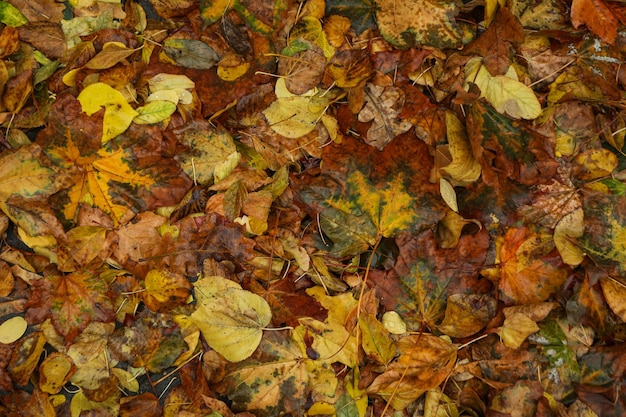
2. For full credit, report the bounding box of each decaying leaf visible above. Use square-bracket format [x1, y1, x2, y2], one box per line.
[358, 83, 413, 150]
[376, 0, 462, 49]
[368, 334, 457, 410]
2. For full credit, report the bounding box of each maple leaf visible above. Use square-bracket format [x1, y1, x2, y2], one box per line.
[489, 227, 569, 305]
[220, 330, 337, 416]
[36, 93, 193, 225]
[367, 334, 457, 410]
[28, 270, 115, 344]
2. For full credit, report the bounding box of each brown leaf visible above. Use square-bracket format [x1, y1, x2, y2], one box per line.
[494, 227, 569, 305]
[3, 69, 33, 114]
[8, 331, 46, 386]
[571, 0, 618, 44]
[357, 83, 413, 150]
[17, 23, 66, 59]
[463, 8, 524, 75]
[0, 26, 20, 59]
[367, 334, 457, 410]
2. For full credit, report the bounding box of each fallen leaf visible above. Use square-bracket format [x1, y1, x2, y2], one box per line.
[438, 293, 497, 338]
[376, 0, 462, 49]
[163, 39, 220, 69]
[571, 0, 618, 44]
[599, 277, 626, 321]
[465, 57, 542, 120]
[367, 334, 457, 410]
[497, 312, 540, 349]
[191, 275, 272, 362]
[142, 268, 192, 313]
[39, 352, 75, 394]
[0, 315, 28, 344]
[77, 82, 138, 143]
[357, 83, 413, 150]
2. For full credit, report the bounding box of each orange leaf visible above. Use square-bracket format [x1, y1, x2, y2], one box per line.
[367, 334, 456, 410]
[496, 227, 569, 305]
[571, 0, 618, 44]
[48, 271, 115, 344]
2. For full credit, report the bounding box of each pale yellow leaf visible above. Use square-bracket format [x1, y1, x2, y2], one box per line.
[190, 276, 271, 362]
[554, 208, 585, 266]
[497, 312, 539, 349]
[0, 315, 27, 344]
[466, 57, 541, 119]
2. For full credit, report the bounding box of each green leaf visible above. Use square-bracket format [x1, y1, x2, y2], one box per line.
[315, 171, 418, 257]
[376, 0, 462, 49]
[326, 0, 376, 35]
[580, 191, 626, 274]
[163, 39, 220, 69]
[133, 101, 177, 125]
[0, 1, 28, 27]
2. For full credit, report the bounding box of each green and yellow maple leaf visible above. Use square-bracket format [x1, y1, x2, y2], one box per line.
[36, 94, 192, 225]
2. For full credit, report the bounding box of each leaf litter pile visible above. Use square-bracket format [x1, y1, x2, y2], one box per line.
[2, 0, 626, 415]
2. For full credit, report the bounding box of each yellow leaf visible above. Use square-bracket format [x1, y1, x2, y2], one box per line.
[439, 178, 458, 212]
[0, 315, 27, 344]
[466, 57, 541, 119]
[143, 268, 192, 313]
[497, 312, 539, 349]
[600, 277, 626, 321]
[554, 208, 585, 267]
[440, 111, 481, 184]
[111, 367, 139, 393]
[190, 275, 272, 362]
[133, 101, 177, 124]
[300, 286, 359, 367]
[359, 312, 396, 365]
[39, 352, 75, 394]
[382, 311, 407, 335]
[217, 52, 251, 81]
[77, 82, 138, 143]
